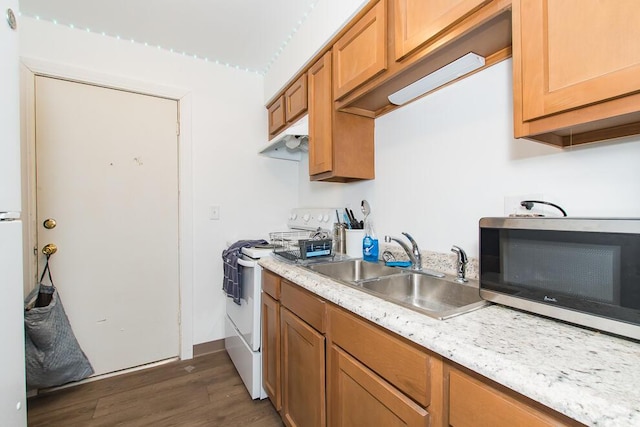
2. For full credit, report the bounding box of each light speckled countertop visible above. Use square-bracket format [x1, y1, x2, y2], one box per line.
[259, 256, 640, 427]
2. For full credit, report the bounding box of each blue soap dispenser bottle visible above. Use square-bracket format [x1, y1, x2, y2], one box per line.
[362, 216, 379, 262]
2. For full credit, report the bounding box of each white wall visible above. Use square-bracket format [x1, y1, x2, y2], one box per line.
[20, 18, 299, 345]
[297, 60, 640, 257]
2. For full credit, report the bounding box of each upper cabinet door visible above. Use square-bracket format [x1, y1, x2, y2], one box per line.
[333, 0, 387, 101]
[308, 52, 333, 176]
[268, 96, 286, 137]
[285, 74, 308, 123]
[394, 0, 490, 61]
[520, 0, 640, 121]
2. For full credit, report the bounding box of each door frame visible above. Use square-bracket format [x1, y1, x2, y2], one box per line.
[19, 56, 194, 360]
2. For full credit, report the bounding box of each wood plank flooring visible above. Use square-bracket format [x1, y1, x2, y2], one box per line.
[27, 351, 283, 426]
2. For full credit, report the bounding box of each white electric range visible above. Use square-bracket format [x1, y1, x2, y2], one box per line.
[224, 208, 339, 399]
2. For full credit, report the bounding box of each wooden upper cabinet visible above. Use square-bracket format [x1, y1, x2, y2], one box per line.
[267, 95, 286, 137]
[333, 0, 387, 100]
[520, 0, 640, 121]
[394, 0, 491, 61]
[285, 74, 308, 123]
[267, 76, 307, 138]
[308, 50, 375, 182]
[308, 51, 334, 176]
[335, 0, 512, 118]
[514, 0, 640, 145]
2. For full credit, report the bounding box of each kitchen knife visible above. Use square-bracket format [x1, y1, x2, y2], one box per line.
[343, 212, 352, 229]
[349, 209, 360, 229]
[345, 208, 353, 226]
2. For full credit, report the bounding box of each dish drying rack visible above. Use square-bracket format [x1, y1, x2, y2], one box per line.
[270, 229, 333, 262]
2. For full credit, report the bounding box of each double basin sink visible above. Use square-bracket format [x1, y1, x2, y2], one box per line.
[305, 259, 488, 320]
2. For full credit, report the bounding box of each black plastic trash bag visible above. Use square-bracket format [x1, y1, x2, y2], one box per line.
[24, 257, 93, 389]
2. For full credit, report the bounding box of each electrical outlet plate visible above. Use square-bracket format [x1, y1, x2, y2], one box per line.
[504, 194, 544, 217]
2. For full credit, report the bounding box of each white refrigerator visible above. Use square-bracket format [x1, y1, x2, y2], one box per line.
[1, 0, 28, 425]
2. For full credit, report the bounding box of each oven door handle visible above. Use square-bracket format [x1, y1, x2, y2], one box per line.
[237, 258, 257, 268]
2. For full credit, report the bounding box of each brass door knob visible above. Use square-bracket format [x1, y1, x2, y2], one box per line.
[42, 244, 58, 256]
[43, 218, 57, 229]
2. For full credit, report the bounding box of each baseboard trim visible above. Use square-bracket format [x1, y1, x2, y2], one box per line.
[31, 357, 179, 396]
[193, 339, 225, 357]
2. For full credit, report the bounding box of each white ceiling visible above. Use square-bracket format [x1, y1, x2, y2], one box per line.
[18, 0, 319, 75]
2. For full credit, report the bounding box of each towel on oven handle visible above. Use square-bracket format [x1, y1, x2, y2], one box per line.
[222, 240, 268, 305]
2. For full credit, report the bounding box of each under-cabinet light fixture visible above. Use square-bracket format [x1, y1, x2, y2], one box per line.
[388, 52, 485, 106]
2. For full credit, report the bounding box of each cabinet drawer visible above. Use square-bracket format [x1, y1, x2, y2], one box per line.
[262, 270, 281, 300]
[281, 280, 326, 333]
[328, 306, 430, 407]
[449, 367, 576, 426]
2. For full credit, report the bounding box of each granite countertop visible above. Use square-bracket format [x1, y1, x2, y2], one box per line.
[259, 256, 640, 427]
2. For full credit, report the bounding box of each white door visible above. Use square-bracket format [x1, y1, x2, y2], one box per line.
[34, 76, 180, 376]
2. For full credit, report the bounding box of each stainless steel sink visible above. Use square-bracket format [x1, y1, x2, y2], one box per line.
[307, 259, 403, 282]
[305, 259, 488, 320]
[356, 273, 487, 320]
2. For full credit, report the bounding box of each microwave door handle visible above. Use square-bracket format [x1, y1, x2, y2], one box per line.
[237, 258, 257, 268]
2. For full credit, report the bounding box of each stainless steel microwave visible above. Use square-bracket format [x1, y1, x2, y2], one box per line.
[479, 217, 640, 340]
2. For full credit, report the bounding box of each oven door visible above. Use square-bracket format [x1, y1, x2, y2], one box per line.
[226, 255, 262, 351]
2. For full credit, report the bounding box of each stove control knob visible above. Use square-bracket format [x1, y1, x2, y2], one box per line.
[303, 213, 310, 222]
[290, 213, 298, 220]
[322, 214, 330, 222]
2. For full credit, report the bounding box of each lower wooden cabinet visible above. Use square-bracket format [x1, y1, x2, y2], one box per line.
[261, 271, 582, 427]
[262, 273, 327, 427]
[327, 304, 436, 426]
[261, 292, 281, 410]
[328, 305, 431, 407]
[281, 307, 326, 427]
[329, 344, 429, 427]
[447, 365, 582, 427]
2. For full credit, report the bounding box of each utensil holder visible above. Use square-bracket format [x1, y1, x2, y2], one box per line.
[345, 229, 365, 258]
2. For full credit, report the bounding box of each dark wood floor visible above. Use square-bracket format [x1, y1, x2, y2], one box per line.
[27, 351, 283, 427]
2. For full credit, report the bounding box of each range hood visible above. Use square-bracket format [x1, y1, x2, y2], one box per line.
[259, 115, 308, 161]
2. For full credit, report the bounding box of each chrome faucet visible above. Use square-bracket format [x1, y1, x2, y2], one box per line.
[451, 245, 468, 283]
[384, 232, 422, 270]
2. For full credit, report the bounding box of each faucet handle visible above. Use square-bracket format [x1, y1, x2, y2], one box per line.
[401, 232, 418, 250]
